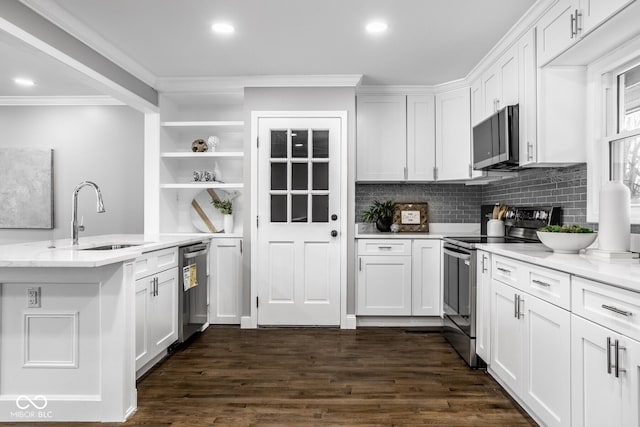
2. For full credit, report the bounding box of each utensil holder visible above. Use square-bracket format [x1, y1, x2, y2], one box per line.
[487, 219, 505, 237]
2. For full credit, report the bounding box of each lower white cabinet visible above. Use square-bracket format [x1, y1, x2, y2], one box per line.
[476, 250, 491, 362]
[135, 266, 179, 371]
[209, 238, 243, 324]
[357, 254, 412, 315]
[490, 279, 571, 427]
[411, 240, 441, 316]
[356, 238, 441, 316]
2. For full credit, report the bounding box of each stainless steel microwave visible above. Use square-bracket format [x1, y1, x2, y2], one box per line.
[472, 104, 519, 170]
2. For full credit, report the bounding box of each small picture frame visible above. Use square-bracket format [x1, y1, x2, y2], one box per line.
[393, 203, 429, 232]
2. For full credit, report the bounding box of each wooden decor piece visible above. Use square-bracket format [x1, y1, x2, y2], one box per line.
[392, 202, 429, 232]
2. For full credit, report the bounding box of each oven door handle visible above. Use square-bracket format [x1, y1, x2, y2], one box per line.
[443, 248, 471, 262]
[183, 248, 210, 259]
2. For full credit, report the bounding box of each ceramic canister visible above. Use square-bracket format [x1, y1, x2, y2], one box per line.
[598, 180, 630, 252]
[487, 219, 505, 237]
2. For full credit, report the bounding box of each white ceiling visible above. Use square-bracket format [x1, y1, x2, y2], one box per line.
[0, 30, 103, 97]
[30, 0, 536, 87]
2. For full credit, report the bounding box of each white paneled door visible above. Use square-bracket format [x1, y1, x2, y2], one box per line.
[257, 117, 341, 325]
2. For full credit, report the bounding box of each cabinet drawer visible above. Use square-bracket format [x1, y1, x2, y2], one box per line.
[572, 276, 640, 341]
[522, 264, 571, 310]
[492, 255, 521, 288]
[357, 239, 411, 256]
[134, 247, 179, 280]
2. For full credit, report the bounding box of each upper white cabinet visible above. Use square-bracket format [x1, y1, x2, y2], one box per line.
[356, 95, 408, 181]
[407, 95, 437, 181]
[435, 87, 472, 181]
[537, 0, 636, 66]
[481, 44, 519, 121]
[356, 94, 436, 181]
[518, 28, 538, 166]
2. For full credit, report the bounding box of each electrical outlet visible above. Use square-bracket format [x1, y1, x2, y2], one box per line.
[27, 287, 40, 308]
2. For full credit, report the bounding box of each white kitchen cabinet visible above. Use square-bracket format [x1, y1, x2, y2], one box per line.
[209, 238, 243, 324]
[571, 314, 640, 427]
[435, 87, 472, 181]
[476, 250, 491, 363]
[490, 279, 522, 392]
[407, 95, 436, 181]
[491, 277, 571, 427]
[470, 78, 483, 127]
[536, 0, 635, 66]
[481, 44, 519, 119]
[518, 28, 538, 166]
[356, 94, 436, 181]
[135, 267, 179, 372]
[411, 240, 441, 316]
[357, 254, 412, 316]
[521, 290, 571, 427]
[356, 95, 407, 181]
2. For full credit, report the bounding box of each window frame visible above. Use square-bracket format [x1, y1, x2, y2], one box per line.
[587, 36, 640, 225]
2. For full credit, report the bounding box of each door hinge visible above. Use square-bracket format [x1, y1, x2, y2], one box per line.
[256, 296, 259, 308]
[256, 216, 259, 227]
[240, 240, 243, 254]
[257, 137, 260, 148]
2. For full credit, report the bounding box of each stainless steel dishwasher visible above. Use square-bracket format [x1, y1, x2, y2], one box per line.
[178, 242, 209, 343]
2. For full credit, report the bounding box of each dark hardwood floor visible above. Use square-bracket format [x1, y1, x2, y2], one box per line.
[23, 327, 536, 426]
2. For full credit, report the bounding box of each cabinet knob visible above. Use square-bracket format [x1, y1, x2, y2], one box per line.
[331, 214, 338, 221]
[331, 230, 338, 237]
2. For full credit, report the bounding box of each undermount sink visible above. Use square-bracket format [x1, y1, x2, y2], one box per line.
[79, 243, 143, 251]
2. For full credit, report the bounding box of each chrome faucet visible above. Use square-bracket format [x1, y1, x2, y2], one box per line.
[71, 181, 106, 245]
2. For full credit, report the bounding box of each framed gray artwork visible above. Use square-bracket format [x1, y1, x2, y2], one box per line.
[0, 148, 53, 229]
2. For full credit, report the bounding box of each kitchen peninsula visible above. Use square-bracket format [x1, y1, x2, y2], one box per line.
[0, 234, 205, 423]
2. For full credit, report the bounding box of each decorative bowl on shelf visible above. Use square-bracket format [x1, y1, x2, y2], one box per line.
[536, 228, 598, 254]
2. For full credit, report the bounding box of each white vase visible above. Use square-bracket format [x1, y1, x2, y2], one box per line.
[223, 214, 234, 234]
[598, 180, 630, 252]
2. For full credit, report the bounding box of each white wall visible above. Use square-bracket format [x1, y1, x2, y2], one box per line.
[243, 87, 357, 317]
[0, 105, 144, 244]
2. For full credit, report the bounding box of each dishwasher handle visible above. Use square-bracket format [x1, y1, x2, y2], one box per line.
[183, 244, 209, 259]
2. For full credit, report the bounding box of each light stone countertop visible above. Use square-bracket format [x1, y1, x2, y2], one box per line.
[476, 242, 640, 293]
[355, 222, 480, 239]
[0, 234, 210, 268]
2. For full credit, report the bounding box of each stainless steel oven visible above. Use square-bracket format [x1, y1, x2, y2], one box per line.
[178, 242, 209, 344]
[442, 243, 480, 367]
[442, 205, 561, 368]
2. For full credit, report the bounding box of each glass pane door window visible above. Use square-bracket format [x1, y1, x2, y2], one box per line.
[269, 128, 330, 223]
[618, 63, 640, 133]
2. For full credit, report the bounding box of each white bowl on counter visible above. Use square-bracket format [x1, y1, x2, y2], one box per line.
[536, 231, 598, 254]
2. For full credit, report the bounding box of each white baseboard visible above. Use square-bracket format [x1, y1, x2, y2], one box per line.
[342, 314, 357, 329]
[240, 316, 254, 329]
[356, 316, 444, 327]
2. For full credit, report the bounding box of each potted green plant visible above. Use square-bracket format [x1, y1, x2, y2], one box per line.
[362, 199, 397, 232]
[211, 199, 233, 233]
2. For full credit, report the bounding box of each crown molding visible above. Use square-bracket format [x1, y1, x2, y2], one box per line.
[357, 85, 436, 95]
[156, 74, 363, 93]
[0, 96, 124, 106]
[466, 0, 556, 82]
[20, 0, 157, 87]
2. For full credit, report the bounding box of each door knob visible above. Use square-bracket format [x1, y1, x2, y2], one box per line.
[331, 230, 338, 237]
[331, 214, 338, 221]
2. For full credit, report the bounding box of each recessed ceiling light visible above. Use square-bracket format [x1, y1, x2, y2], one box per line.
[211, 22, 235, 35]
[366, 21, 388, 34]
[14, 77, 35, 87]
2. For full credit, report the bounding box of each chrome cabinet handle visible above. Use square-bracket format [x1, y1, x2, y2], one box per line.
[575, 9, 582, 35]
[607, 337, 613, 374]
[532, 279, 551, 288]
[602, 304, 633, 317]
[615, 339, 626, 378]
[359, 257, 362, 271]
[517, 295, 524, 319]
[514, 294, 519, 319]
[377, 246, 393, 250]
[150, 278, 155, 296]
[154, 277, 159, 296]
[570, 11, 576, 38]
[497, 267, 511, 274]
[481, 255, 487, 273]
[527, 142, 534, 161]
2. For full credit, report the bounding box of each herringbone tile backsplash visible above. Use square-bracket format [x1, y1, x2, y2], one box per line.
[356, 164, 640, 232]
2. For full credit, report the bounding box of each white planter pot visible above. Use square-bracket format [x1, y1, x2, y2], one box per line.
[223, 214, 234, 234]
